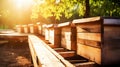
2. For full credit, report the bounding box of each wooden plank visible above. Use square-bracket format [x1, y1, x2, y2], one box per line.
[58, 51, 75, 58]
[77, 43, 101, 64]
[39, 35, 75, 67]
[28, 35, 65, 67]
[76, 23, 101, 33]
[68, 60, 87, 63]
[58, 22, 71, 27]
[54, 48, 66, 52]
[74, 62, 96, 67]
[77, 39, 101, 48]
[77, 33, 101, 41]
[72, 17, 101, 24]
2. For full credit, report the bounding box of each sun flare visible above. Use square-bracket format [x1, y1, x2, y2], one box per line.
[15, 0, 34, 8]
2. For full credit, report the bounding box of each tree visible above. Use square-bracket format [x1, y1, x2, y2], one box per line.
[31, 0, 120, 24]
[90, 0, 120, 17]
[31, 0, 82, 23]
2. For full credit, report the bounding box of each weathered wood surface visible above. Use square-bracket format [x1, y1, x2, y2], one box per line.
[46, 24, 61, 47]
[76, 22, 101, 33]
[102, 26, 120, 65]
[74, 62, 96, 67]
[28, 35, 66, 67]
[77, 39, 101, 48]
[74, 17, 120, 65]
[36, 35, 75, 67]
[58, 22, 71, 27]
[73, 17, 102, 64]
[54, 48, 65, 52]
[77, 43, 101, 64]
[61, 26, 76, 51]
[77, 33, 101, 41]
[72, 17, 101, 24]
[58, 51, 76, 58]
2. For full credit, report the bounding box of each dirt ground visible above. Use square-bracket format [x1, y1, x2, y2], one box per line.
[0, 40, 33, 67]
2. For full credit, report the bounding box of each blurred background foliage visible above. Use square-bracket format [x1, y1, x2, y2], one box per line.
[0, 0, 120, 29]
[31, 0, 120, 23]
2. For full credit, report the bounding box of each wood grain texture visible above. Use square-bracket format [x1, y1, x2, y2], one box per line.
[77, 43, 101, 64]
[76, 23, 101, 33]
[77, 39, 101, 48]
[77, 33, 101, 41]
[28, 35, 66, 67]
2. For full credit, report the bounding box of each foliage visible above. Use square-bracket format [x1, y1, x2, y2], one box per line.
[90, 0, 120, 17]
[31, 0, 120, 23]
[31, 0, 83, 23]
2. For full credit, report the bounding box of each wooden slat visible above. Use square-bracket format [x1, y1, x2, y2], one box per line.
[72, 17, 101, 24]
[68, 60, 87, 63]
[58, 51, 75, 58]
[76, 23, 101, 33]
[77, 33, 101, 41]
[58, 22, 71, 27]
[77, 39, 101, 48]
[39, 35, 75, 67]
[28, 35, 65, 67]
[74, 62, 96, 67]
[54, 48, 66, 52]
[77, 43, 101, 64]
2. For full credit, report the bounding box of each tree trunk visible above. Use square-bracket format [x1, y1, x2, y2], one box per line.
[84, 0, 90, 18]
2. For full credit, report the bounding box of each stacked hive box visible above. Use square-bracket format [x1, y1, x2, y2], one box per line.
[28, 24, 38, 34]
[58, 22, 76, 51]
[45, 24, 53, 41]
[36, 23, 42, 35]
[22, 25, 29, 33]
[41, 24, 47, 36]
[73, 17, 120, 65]
[46, 24, 61, 48]
[15, 25, 24, 33]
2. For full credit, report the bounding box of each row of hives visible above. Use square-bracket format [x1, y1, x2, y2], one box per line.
[16, 16, 120, 66]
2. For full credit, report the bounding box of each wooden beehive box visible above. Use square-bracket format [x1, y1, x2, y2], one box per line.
[45, 24, 53, 41]
[41, 24, 47, 36]
[22, 25, 29, 33]
[15, 25, 24, 33]
[47, 24, 61, 48]
[36, 23, 42, 35]
[73, 17, 120, 65]
[28, 24, 38, 34]
[58, 22, 76, 51]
